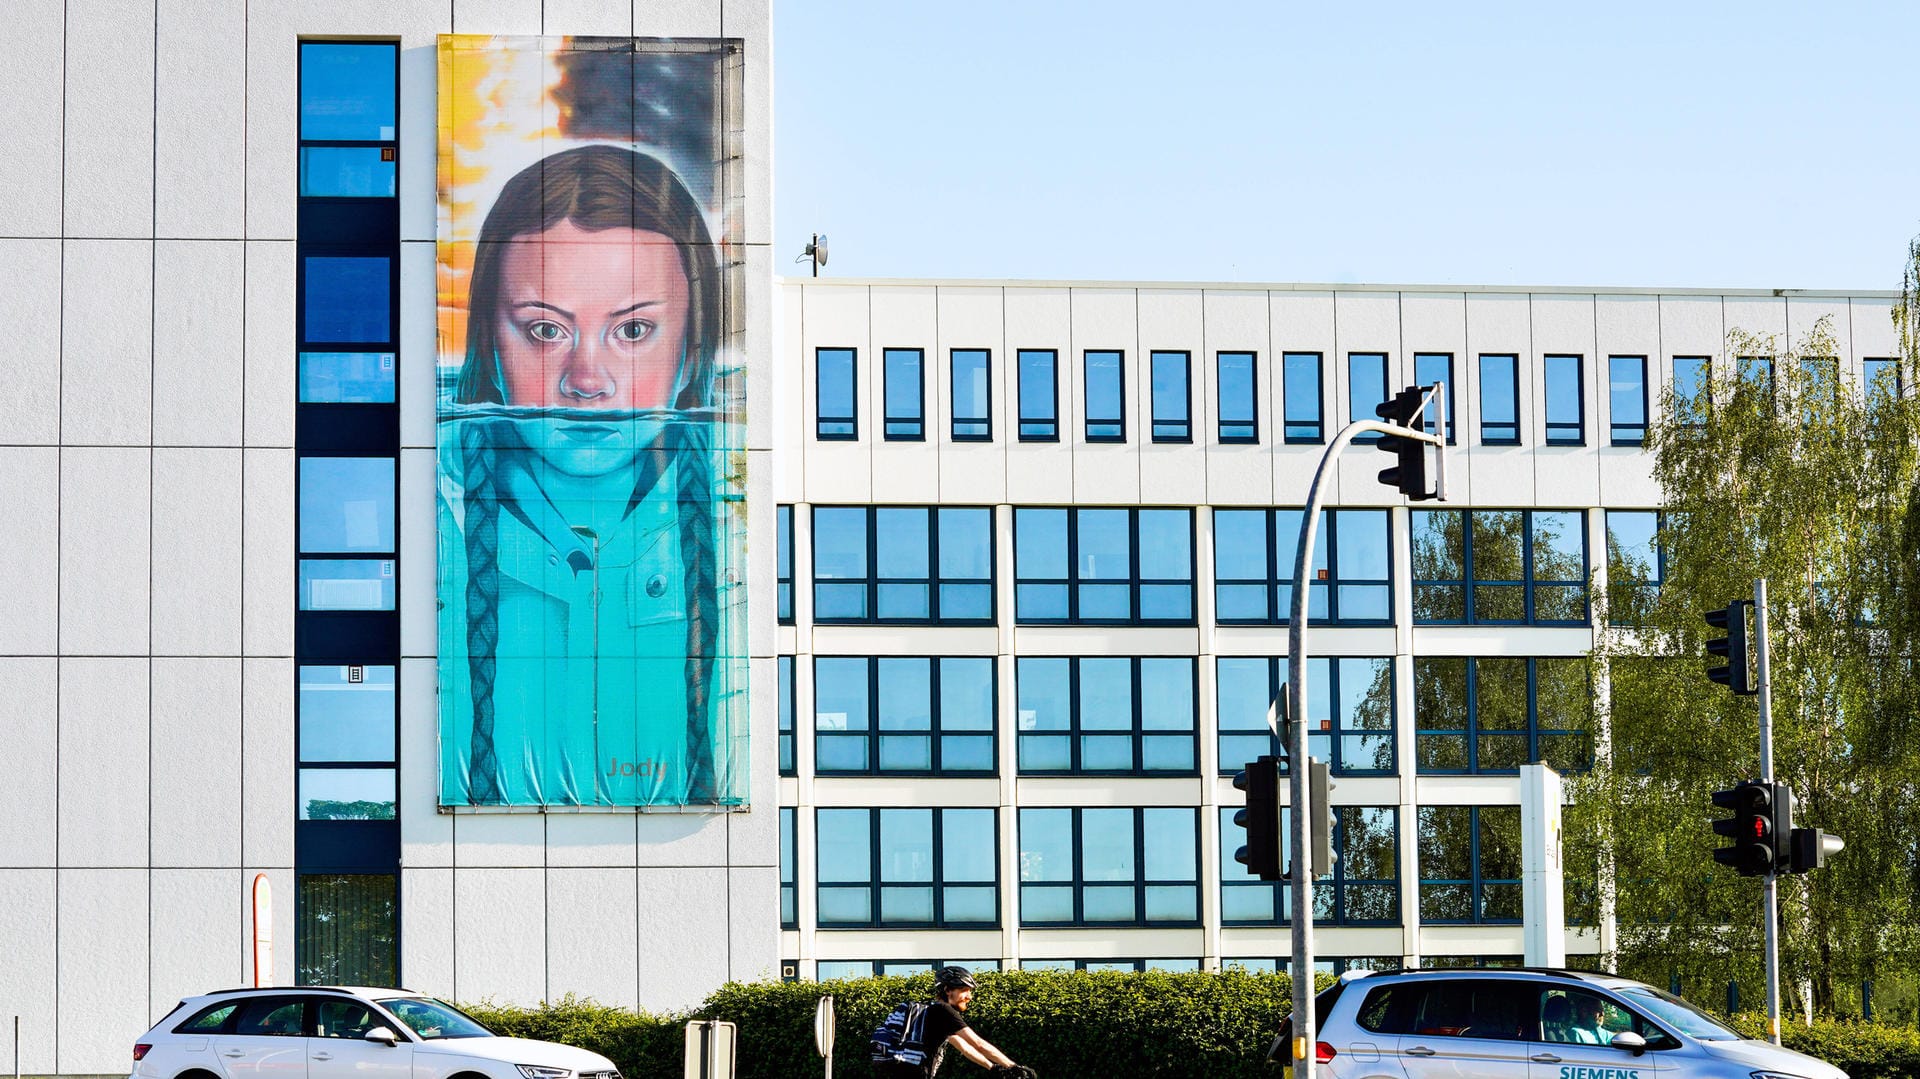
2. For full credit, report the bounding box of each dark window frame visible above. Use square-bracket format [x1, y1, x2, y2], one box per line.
[1012, 507, 1197, 626]
[1214, 655, 1396, 777]
[1212, 507, 1393, 626]
[1017, 348, 1059, 441]
[1016, 806, 1201, 929]
[810, 505, 997, 626]
[1604, 509, 1664, 625]
[1608, 354, 1648, 446]
[1411, 508, 1590, 626]
[1149, 350, 1192, 443]
[1348, 352, 1388, 444]
[1413, 656, 1593, 775]
[1220, 805, 1401, 927]
[950, 348, 993, 441]
[815, 806, 1002, 930]
[1083, 349, 1127, 442]
[815, 346, 858, 440]
[779, 807, 796, 928]
[777, 655, 796, 776]
[1477, 353, 1520, 445]
[776, 504, 794, 624]
[1283, 351, 1324, 444]
[1418, 804, 1523, 925]
[1412, 352, 1457, 445]
[811, 655, 998, 777]
[1543, 353, 1585, 445]
[1217, 350, 1260, 444]
[1014, 656, 1199, 777]
[882, 347, 925, 441]
[1671, 355, 1712, 427]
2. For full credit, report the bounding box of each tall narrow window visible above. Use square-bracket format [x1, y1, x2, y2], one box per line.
[777, 655, 795, 776]
[1671, 356, 1710, 425]
[1150, 351, 1191, 442]
[816, 347, 857, 439]
[1478, 354, 1518, 444]
[883, 348, 924, 440]
[776, 504, 793, 624]
[1413, 353, 1455, 443]
[1216, 351, 1258, 443]
[1864, 357, 1900, 399]
[1608, 355, 1647, 445]
[1348, 352, 1387, 443]
[1283, 352, 1323, 443]
[1543, 354, 1583, 445]
[1017, 349, 1058, 440]
[1084, 350, 1125, 441]
[951, 348, 992, 440]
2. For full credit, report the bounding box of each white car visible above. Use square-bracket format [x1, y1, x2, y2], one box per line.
[131, 986, 621, 1079]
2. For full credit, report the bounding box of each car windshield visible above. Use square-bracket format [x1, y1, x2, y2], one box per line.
[378, 998, 493, 1040]
[1616, 986, 1739, 1041]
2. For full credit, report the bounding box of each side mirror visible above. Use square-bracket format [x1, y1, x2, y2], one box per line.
[365, 1027, 399, 1047]
[1609, 1030, 1647, 1056]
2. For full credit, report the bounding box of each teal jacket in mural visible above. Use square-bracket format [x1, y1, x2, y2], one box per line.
[436, 418, 746, 808]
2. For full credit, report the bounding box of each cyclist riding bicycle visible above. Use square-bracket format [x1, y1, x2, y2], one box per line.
[869, 966, 1035, 1079]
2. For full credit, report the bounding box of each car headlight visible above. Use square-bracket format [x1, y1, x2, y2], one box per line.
[517, 1066, 572, 1079]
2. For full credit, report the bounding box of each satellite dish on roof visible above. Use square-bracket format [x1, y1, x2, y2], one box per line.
[797, 233, 828, 277]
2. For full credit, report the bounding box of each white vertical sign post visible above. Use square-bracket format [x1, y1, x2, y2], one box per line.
[1520, 763, 1566, 968]
[814, 995, 835, 1079]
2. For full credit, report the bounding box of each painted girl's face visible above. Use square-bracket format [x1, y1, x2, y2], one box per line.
[495, 220, 691, 412]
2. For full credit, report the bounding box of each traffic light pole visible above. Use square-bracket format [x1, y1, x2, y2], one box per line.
[1285, 385, 1445, 1078]
[1754, 577, 1781, 1046]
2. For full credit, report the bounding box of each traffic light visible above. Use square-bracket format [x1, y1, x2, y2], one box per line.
[1232, 755, 1282, 881]
[1374, 388, 1433, 500]
[1703, 601, 1755, 695]
[1789, 827, 1845, 873]
[1711, 781, 1788, 876]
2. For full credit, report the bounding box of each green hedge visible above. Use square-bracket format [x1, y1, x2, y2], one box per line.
[466, 969, 1301, 1079]
[466, 974, 1920, 1079]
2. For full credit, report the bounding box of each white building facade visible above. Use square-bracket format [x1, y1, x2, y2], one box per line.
[0, 0, 1905, 1075]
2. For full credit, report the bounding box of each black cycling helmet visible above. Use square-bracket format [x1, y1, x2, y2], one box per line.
[934, 965, 976, 993]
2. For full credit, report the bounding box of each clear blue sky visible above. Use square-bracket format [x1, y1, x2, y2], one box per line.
[773, 2, 1920, 291]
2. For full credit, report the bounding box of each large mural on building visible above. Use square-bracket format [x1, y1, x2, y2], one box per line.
[436, 35, 747, 807]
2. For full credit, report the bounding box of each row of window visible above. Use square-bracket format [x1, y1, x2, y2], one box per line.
[776, 802, 1527, 930]
[813, 347, 1904, 447]
[801, 956, 1518, 979]
[778, 654, 1586, 778]
[778, 505, 1665, 628]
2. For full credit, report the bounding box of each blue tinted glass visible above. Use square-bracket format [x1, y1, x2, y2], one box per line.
[1018, 350, 1057, 428]
[779, 808, 794, 884]
[1348, 353, 1387, 439]
[1079, 658, 1131, 731]
[1082, 809, 1135, 879]
[1142, 808, 1196, 880]
[884, 348, 923, 430]
[1284, 352, 1322, 439]
[942, 809, 997, 882]
[939, 658, 994, 731]
[952, 349, 991, 429]
[879, 809, 934, 881]
[1532, 512, 1586, 579]
[1609, 356, 1647, 436]
[877, 658, 932, 733]
[1479, 354, 1518, 439]
[1337, 657, 1393, 726]
[297, 665, 396, 763]
[1864, 358, 1897, 397]
[1413, 354, 1454, 434]
[298, 768, 396, 820]
[298, 457, 395, 553]
[1138, 509, 1191, 580]
[1334, 509, 1390, 580]
[1219, 351, 1257, 429]
[1213, 510, 1269, 581]
[299, 43, 397, 141]
[777, 655, 794, 730]
[875, 508, 930, 579]
[1151, 351, 1189, 432]
[1607, 511, 1659, 578]
[1544, 355, 1583, 439]
[1140, 659, 1194, 731]
[1017, 658, 1070, 732]
[937, 508, 992, 580]
[816, 809, 871, 881]
[817, 348, 856, 429]
[298, 559, 395, 611]
[299, 351, 395, 403]
[1076, 509, 1130, 580]
[1085, 350, 1124, 434]
[1014, 508, 1068, 579]
[1673, 357, 1708, 404]
[299, 146, 396, 197]
[813, 508, 868, 579]
[815, 658, 870, 733]
[1216, 658, 1272, 734]
[776, 506, 793, 578]
[304, 257, 390, 344]
[1019, 809, 1074, 881]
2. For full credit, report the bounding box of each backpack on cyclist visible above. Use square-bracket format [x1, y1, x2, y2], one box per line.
[869, 1000, 931, 1067]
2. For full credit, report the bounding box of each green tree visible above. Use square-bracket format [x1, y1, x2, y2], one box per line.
[1580, 251, 1920, 1020]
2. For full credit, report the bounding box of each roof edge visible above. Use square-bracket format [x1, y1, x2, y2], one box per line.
[775, 275, 1901, 300]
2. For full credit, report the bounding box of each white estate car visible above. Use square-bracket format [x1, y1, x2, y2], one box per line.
[131, 986, 621, 1079]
